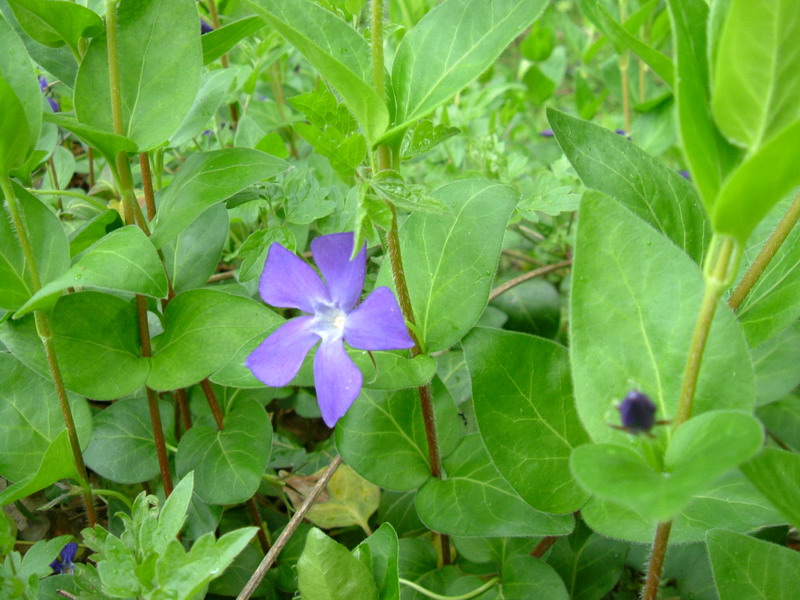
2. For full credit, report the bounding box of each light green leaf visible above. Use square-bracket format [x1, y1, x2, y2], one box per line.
[389, 0, 547, 139]
[360, 523, 400, 600]
[464, 327, 590, 514]
[415, 433, 575, 537]
[298, 528, 379, 600]
[741, 447, 800, 531]
[164, 204, 229, 293]
[150, 148, 288, 248]
[0, 75, 30, 174]
[236, 226, 295, 282]
[148, 288, 282, 390]
[176, 399, 271, 505]
[74, 0, 202, 151]
[43, 112, 138, 162]
[17, 225, 168, 316]
[501, 555, 569, 600]
[84, 397, 174, 484]
[169, 69, 238, 147]
[548, 530, 629, 600]
[7, 0, 104, 57]
[711, 0, 800, 150]
[757, 394, 800, 452]
[548, 110, 709, 263]
[377, 179, 518, 352]
[201, 16, 264, 65]
[571, 194, 754, 444]
[156, 472, 195, 548]
[708, 529, 800, 600]
[751, 323, 800, 406]
[246, 0, 388, 145]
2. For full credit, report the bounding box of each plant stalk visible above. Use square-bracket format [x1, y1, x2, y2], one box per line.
[206, 0, 239, 127]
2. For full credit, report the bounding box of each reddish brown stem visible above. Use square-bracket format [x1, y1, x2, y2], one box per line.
[175, 388, 192, 432]
[200, 379, 225, 430]
[246, 497, 270, 553]
[531, 536, 558, 558]
[642, 521, 672, 600]
[139, 153, 156, 220]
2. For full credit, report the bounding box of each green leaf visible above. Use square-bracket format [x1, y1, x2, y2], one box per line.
[0, 13, 42, 161]
[16, 225, 168, 316]
[741, 447, 800, 531]
[571, 194, 754, 444]
[0, 184, 69, 311]
[50, 291, 149, 399]
[294, 464, 380, 532]
[0, 354, 91, 482]
[548, 110, 710, 263]
[757, 394, 800, 452]
[500, 555, 569, 600]
[370, 171, 449, 215]
[400, 119, 460, 160]
[169, 69, 238, 148]
[360, 523, 400, 600]
[379, 491, 425, 537]
[0, 75, 30, 174]
[464, 327, 590, 514]
[150, 148, 288, 248]
[751, 324, 800, 406]
[148, 288, 282, 390]
[548, 529, 629, 600]
[667, 0, 741, 206]
[7, 0, 104, 57]
[44, 112, 138, 162]
[707, 530, 800, 600]
[376, 179, 518, 352]
[711, 0, 800, 150]
[246, 0, 388, 145]
[294, 122, 366, 180]
[298, 528, 379, 600]
[236, 226, 296, 282]
[489, 278, 561, 337]
[571, 411, 764, 522]
[335, 381, 462, 492]
[163, 204, 229, 293]
[156, 472, 195, 547]
[74, 0, 202, 151]
[84, 397, 175, 484]
[415, 433, 575, 537]
[176, 398, 271, 505]
[581, 470, 784, 543]
[711, 120, 800, 243]
[389, 0, 547, 139]
[201, 16, 264, 65]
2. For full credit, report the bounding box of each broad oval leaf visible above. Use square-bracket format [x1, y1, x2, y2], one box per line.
[201, 16, 264, 65]
[7, 0, 104, 57]
[741, 447, 800, 531]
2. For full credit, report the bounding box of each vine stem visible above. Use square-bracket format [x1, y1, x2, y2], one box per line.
[206, 0, 239, 127]
[642, 235, 739, 600]
[728, 193, 800, 312]
[237, 456, 343, 600]
[105, 0, 172, 496]
[489, 259, 571, 301]
[399, 577, 499, 600]
[0, 175, 96, 526]
[370, 0, 449, 564]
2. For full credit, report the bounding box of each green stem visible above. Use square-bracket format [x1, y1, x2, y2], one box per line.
[729, 193, 800, 312]
[0, 175, 96, 527]
[619, 0, 630, 131]
[642, 234, 739, 600]
[92, 488, 134, 510]
[29, 188, 107, 211]
[399, 577, 499, 600]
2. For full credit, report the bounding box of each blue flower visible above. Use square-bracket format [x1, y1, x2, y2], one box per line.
[49, 542, 77, 575]
[38, 75, 59, 113]
[246, 232, 414, 427]
[200, 18, 214, 34]
[539, 129, 555, 137]
[616, 390, 657, 434]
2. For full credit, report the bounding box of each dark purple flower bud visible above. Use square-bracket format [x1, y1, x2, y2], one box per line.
[678, 170, 691, 180]
[614, 129, 633, 140]
[200, 18, 214, 34]
[539, 129, 555, 137]
[38, 75, 48, 92]
[617, 390, 657, 434]
[47, 97, 60, 113]
[49, 542, 78, 575]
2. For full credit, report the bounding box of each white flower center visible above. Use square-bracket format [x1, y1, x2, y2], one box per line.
[313, 305, 347, 341]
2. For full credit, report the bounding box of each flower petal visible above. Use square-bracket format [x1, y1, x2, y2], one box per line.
[344, 286, 414, 351]
[314, 337, 362, 427]
[245, 316, 319, 386]
[259, 243, 329, 312]
[311, 232, 366, 311]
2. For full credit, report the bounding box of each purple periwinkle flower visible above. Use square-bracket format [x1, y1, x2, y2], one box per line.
[246, 232, 414, 427]
[200, 18, 214, 34]
[539, 129, 555, 138]
[678, 170, 691, 180]
[614, 129, 632, 140]
[38, 75, 59, 112]
[617, 390, 657, 434]
[49, 542, 77, 575]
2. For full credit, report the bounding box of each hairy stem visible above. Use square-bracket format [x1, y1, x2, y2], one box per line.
[0, 175, 96, 526]
[642, 521, 672, 600]
[729, 194, 800, 311]
[489, 260, 572, 301]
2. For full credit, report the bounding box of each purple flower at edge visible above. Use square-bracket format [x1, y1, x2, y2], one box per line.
[617, 390, 657, 434]
[539, 129, 555, 138]
[246, 232, 414, 427]
[50, 542, 77, 575]
[678, 170, 691, 180]
[200, 18, 214, 34]
[38, 75, 59, 113]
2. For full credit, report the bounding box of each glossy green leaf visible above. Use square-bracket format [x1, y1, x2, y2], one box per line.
[360, 523, 400, 600]
[150, 148, 288, 248]
[751, 323, 800, 406]
[581, 470, 784, 543]
[712, 120, 800, 243]
[74, 0, 202, 151]
[489, 278, 560, 337]
[148, 288, 282, 390]
[0, 354, 91, 482]
[169, 69, 238, 147]
[571, 194, 754, 444]
[201, 16, 264, 65]
[571, 411, 763, 522]
[163, 204, 229, 293]
[176, 398, 271, 505]
[246, 0, 388, 145]
[298, 528, 380, 600]
[43, 113, 138, 161]
[50, 291, 148, 399]
[379, 490, 425, 537]
[377, 179, 518, 352]
[500, 555, 569, 600]
[336, 382, 462, 492]
[548, 529, 629, 600]
[0, 75, 30, 174]
[84, 397, 175, 484]
[17, 225, 168, 316]
[741, 447, 800, 530]
[667, 0, 740, 206]
[389, 0, 547, 139]
[711, 0, 800, 150]
[757, 394, 800, 452]
[464, 327, 590, 514]
[7, 0, 103, 57]
[707, 530, 800, 600]
[415, 434, 575, 537]
[0, 184, 69, 311]
[0, 13, 42, 160]
[548, 110, 710, 262]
